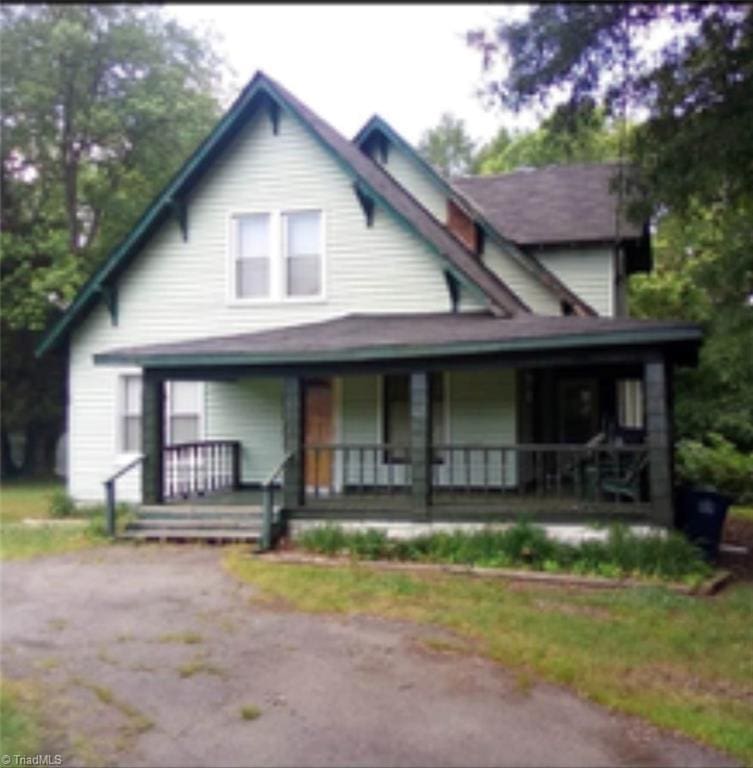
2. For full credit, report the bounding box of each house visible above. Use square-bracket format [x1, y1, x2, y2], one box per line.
[36, 71, 701, 543]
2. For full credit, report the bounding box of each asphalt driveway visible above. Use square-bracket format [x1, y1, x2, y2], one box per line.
[1, 545, 736, 767]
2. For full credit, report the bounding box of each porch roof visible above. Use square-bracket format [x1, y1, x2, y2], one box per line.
[94, 312, 701, 369]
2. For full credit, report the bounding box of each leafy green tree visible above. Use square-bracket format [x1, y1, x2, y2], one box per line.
[0, 5, 228, 475]
[473, 103, 621, 174]
[469, 4, 753, 450]
[417, 112, 476, 176]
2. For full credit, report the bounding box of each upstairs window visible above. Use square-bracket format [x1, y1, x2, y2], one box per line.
[284, 211, 322, 297]
[230, 210, 324, 301]
[120, 375, 142, 453]
[233, 213, 271, 299]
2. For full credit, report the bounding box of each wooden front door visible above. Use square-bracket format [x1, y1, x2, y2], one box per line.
[303, 379, 333, 489]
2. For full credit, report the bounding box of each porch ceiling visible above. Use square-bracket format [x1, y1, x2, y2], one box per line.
[94, 312, 701, 370]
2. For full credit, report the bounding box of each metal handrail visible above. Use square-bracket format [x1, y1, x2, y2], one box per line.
[103, 455, 145, 537]
[259, 450, 294, 551]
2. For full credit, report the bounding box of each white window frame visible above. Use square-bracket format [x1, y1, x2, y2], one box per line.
[165, 381, 206, 446]
[227, 209, 326, 305]
[116, 371, 143, 458]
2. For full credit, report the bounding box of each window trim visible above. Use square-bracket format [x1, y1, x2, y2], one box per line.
[226, 209, 326, 305]
[116, 371, 144, 458]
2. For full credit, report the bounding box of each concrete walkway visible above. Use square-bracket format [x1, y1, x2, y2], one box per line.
[1, 545, 736, 767]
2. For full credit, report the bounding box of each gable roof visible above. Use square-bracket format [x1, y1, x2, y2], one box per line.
[453, 164, 644, 246]
[36, 72, 528, 358]
[353, 115, 597, 316]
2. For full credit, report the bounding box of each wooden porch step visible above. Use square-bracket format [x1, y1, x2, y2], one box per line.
[136, 510, 263, 522]
[121, 527, 260, 542]
[139, 504, 262, 518]
[128, 518, 262, 531]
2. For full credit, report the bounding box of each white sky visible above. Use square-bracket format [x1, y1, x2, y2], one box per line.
[166, 3, 536, 149]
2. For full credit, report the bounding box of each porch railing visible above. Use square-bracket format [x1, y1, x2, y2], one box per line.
[301, 443, 412, 508]
[296, 442, 650, 516]
[260, 450, 294, 551]
[163, 440, 241, 501]
[431, 443, 649, 509]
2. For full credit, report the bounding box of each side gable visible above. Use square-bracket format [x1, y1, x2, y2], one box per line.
[37, 73, 529, 357]
[354, 115, 598, 317]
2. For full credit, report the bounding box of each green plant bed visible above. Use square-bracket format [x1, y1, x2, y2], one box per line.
[297, 522, 713, 584]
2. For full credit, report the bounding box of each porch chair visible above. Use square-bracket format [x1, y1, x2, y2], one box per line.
[599, 453, 649, 502]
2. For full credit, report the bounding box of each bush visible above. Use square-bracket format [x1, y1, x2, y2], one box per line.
[676, 432, 753, 501]
[47, 489, 76, 518]
[295, 522, 712, 582]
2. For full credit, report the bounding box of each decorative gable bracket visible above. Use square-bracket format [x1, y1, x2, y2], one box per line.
[268, 99, 281, 135]
[353, 183, 375, 227]
[96, 283, 118, 326]
[444, 271, 460, 313]
[168, 197, 188, 242]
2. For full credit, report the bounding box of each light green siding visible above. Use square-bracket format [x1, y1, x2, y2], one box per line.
[205, 379, 283, 483]
[538, 246, 615, 316]
[481, 240, 562, 315]
[381, 144, 448, 222]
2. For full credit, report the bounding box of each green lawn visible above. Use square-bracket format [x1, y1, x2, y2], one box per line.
[0, 679, 42, 759]
[0, 479, 110, 560]
[225, 551, 753, 764]
[0, 478, 64, 522]
[730, 505, 753, 523]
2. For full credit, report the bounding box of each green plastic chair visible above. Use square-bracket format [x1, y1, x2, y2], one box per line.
[600, 453, 649, 501]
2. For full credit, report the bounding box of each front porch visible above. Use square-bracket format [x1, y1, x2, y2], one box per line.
[96, 312, 700, 544]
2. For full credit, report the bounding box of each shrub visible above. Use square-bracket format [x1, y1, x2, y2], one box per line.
[47, 490, 76, 518]
[676, 432, 753, 501]
[294, 522, 712, 582]
[298, 524, 349, 556]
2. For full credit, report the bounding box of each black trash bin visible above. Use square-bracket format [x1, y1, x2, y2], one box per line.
[676, 486, 733, 560]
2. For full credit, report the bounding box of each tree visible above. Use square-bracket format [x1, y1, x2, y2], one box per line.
[468, 4, 753, 450]
[473, 102, 621, 174]
[0, 5, 229, 476]
[417, 112, 476, 176]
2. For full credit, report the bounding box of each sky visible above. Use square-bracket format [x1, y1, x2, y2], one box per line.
[167, 4, 536, 149]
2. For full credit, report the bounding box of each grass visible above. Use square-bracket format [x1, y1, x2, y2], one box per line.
[297, 522, 714, 584]
[730, 505, 753, 523]
[225, 549, 753, 764]
[0, 679, 41, 759]
[157, 631, 203, 645]
[0, 479, 135, 560]
[240, 704, 262, 721]
[177, 654, 225, 679]
[0, 479, 65, 522]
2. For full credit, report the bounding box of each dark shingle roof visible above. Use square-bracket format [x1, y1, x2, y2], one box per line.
[453, 164, 644, 246]
[95, 312, 700, 367]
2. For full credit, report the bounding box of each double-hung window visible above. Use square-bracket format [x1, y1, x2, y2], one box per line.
[120, 375, 142, 453]
[234, 213, 271, 299]
[231, 210, 323, 301]
[283, 210, 322, 297]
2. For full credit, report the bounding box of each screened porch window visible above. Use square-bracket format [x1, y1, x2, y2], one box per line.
[233, 213, 270, 298]
[120, 375, 142, 453]
[383, 374, 445, 463]
[284, 210, 322, 297]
